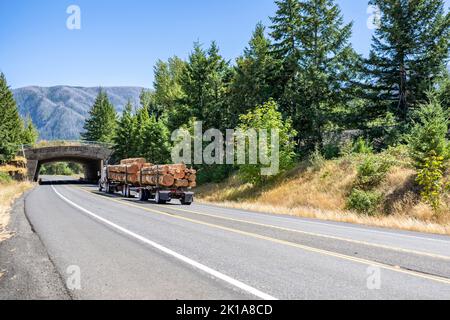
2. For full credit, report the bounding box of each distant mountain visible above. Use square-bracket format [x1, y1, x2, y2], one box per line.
[13, 86, 146, 140]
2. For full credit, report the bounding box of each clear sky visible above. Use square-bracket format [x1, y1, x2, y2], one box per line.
[1, 0, 449, 89]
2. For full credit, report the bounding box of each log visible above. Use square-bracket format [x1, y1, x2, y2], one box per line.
[108, 172, 140, 184]
[141, 165, 169, 175]
[107, 160, 197, 189]
[174, 179, 189, 188]
[108, 164, 141, 174]
[186, 174, 196, 182]
[141, 174, 174, 187]
[189, 181, 197, 188]
[120, 158, 147, 165]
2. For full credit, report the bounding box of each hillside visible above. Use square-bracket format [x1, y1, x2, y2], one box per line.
[13, 86, 145, 140]
[196, 146, 450, 235]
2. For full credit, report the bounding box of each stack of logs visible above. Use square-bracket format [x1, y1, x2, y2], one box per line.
[107, 158, 196, 188]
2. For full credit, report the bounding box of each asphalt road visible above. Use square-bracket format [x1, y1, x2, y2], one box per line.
[23, 176, 450, 300]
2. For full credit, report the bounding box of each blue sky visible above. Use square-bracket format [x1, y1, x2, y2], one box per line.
[1, 0, 449, 89]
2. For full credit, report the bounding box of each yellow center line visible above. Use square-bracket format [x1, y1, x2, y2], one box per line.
[153, 204, 450, 261]
[72, 186, 450, 286]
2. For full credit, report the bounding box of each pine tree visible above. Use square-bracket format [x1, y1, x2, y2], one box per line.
[81, 89, 117, 143]
[21, 115, 39, 145]
[0, 73, 24, 164]
[365, 0, 450, 124]
[270, 0, 301, 69]
[270, 0, 359, 149]
[140, 116, 171, 164]
[153, 57, 186, 119]
[228, 23, 280, 127]
[436, 71, 450, 112]
[179, 42, 230, 130]
[113, 101, 137, 160]
[134, 104, 151, 156]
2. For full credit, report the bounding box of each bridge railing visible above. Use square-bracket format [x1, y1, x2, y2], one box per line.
[23, 140, 114, 149]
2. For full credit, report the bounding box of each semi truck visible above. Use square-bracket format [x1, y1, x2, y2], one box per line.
[98, 162, 195, 205]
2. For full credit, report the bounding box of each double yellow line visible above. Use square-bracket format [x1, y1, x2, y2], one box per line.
[73, 186, 450, 286]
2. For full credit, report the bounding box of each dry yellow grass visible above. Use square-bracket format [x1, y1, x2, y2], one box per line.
[0, 181, 33, 242]
[196, 151, 450, 235]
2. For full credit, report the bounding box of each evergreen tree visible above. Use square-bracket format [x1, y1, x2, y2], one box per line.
[408, 93, 449, 210]
[21, 114, 39, 145]
[365, 0, 450, 123]
[134, 103, 151, 156]
[153, 57, 186, 118]
[436, 72, 450, 112]
[0, 73, 24, 164]
[179, 42, 230, 130]
[270, 0, 359, 149]
[228, 23, 280, 127]
[113, 101, 137, 160]
[270, 0, 302, 74]
[297, 0, 359, 147]
[140, 116, 171, 164]
[81, 89, 117, 143]
[409, 93, 449, 166]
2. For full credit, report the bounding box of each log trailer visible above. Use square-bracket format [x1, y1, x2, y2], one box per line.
[98, 163, 195, 205]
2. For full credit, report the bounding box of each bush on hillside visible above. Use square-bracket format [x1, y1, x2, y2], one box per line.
[408, 95, 449, 211]
[356, 155, 392, 190]
[347, 189, 382, 215]
[0, 172, 12, 183]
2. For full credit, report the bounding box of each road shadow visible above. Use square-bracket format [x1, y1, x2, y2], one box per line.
[39, 179, 94, 186]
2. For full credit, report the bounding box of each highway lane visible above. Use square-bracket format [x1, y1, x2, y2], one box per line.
[24, 178, 450, 299]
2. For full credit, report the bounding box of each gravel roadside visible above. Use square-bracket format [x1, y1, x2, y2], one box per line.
[0, 190, 70, 300]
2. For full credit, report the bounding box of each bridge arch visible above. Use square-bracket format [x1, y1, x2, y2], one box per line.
[23, 142, 113, 182]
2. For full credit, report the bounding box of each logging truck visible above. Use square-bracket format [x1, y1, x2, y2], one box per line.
[98, 158, 195, 205]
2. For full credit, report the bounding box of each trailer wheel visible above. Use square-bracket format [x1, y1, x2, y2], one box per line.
[155, 191, 166, 204]
[122, 185, 131, 198]
[139, 189, 149, 201]
[106, 182, 114, 194]
[181, 199, 192, 206]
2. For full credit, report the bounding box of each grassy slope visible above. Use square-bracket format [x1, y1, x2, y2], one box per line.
[196, 147, 450, 235]
[0, 181, 33, 243]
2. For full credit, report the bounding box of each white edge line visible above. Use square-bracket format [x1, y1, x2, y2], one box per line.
[51, 185, 277, 301]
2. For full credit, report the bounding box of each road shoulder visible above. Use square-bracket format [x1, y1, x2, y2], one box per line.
[0, 190, 70, 300]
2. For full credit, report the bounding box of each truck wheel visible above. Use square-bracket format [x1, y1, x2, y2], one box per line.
[139, 189, 149, 201]
[181, 199, 192, 206]
[155, 191, 168, 205]
[106, 182, 114, 194]
[122, 185, 131, 198]
[126, 186, 132, 198]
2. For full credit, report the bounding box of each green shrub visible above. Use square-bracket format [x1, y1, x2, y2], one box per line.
[0, 172, 12, 183]
[352, 137, 373, 155]
[356, 155, 391, 190]
[322, 143, 340, 160]
[40, 162, 78, 176]
[347, 189, 382, 215]
[408, 94, 449, 211]
[238, 100, 297, 184]
[308, 147, 325, 171]
[408, 95, 449, 166]
[197, 165, 235, 184]
[416, 152, 445, 211]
